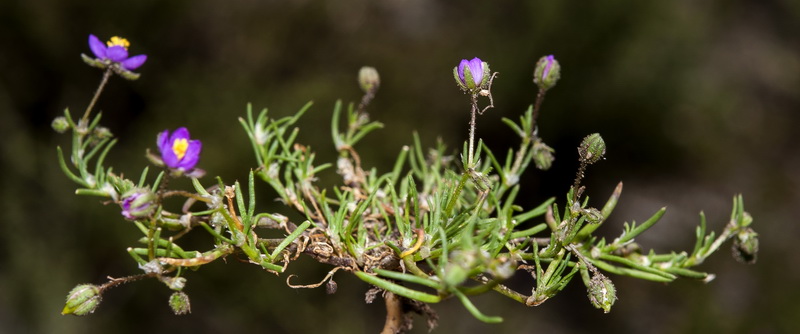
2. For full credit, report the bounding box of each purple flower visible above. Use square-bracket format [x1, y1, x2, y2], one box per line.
[157, 127, 202, 171]
[454, 57, 490, 92]
[88, 34, 147, 71]
[457, 58, 485, 86]
[120, 190, 155, 220]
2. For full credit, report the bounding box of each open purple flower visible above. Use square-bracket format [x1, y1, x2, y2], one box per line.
[157, 127, 202, 171]
[454, 57, 490, 92]
[88, 34, 147, 71]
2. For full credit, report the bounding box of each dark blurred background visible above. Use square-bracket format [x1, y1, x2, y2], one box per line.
[1, 1, 798, 333]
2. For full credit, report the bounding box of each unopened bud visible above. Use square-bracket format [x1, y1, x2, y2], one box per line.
[120, 189, 156, 220]
[443, 250, 478, 287]
[587, 273, 616, 313]
[533, 139, 555, 170]
[62, 284, 102, 316]
[52, 116, 70, 133]
[169, 291, 191, 315]
[488, 257, 516, 280]
[533, 55, 561, 91]
[732, 227, 758, 264]
[579, 133, 606, 164]
[741, 211, 753, 227]
[358, 66, 380, 93]
[454, 57, 491, 93]
[162, 276, 187, 291]
[582, 208, 604, 224]
[94, 126, 113, 139]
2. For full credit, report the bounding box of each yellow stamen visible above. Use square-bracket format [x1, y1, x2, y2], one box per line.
[107, 36, 130, 49]
[172, 139, 189, 160]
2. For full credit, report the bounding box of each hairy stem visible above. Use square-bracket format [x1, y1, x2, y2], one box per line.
[81, 68, 113, 125]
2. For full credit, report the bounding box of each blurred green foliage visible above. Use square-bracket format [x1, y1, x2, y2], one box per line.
[1, 1, 798, 333]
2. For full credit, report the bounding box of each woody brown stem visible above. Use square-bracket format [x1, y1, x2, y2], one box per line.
[381, 291, 404, 334]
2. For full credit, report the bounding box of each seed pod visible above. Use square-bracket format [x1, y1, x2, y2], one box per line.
[579, 133, 606, 164]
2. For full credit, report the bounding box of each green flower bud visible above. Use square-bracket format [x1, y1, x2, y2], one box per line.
[161, 276, 187, 291]
[62, 284, 102, 316]
[533, 139, 555, 170]
[732, 227, 758, 264]
[578, 133, 606, 164]
[51, 116, 70, 133]
[587, 273, 616, 313]
[741, 211, 753, 227]
[93, 126, 113, 139]
[488, 257, 516, 280]
[582, 207, 604, 224]
[169, 291, 191, 315]
[533, 55, 561, 91]
[358, 66, 380, 93]
[443, 250, 478, 287]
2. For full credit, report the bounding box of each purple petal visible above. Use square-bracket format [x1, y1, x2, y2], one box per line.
[88, 34, 107, 59]
[105, 46, 129, 62]
[467, 58, 484, 85]
[458, 59, 470, 83]
[170, 127, 190, 143]
[158, 129, 180, 168]
[161, 146, 180, 168]
[543, 55, 555, 78]
[157, 130, 170, 152]
[178, 140, 202, 170]
[121, 54, 147, 71]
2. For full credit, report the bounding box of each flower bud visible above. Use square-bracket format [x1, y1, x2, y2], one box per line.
[454, 57, 490, 93]
[443, 250, 478, 287]
[732, 227, 758, 264]
[533, 139, 555, 170]
[120, 189, 156, 220]
[161, 276, 187, 291]
[358, 66, 380, 93]
[93, 126, 113, 139]
[578, 133, 606, 164]
[533, 55, 560, 91]
[587, 273, 616, 313]
[62, 284, 102, 316]
[582, 207, 604, 224]
[169, 291, 191, 315]
[51, 116, 70, 133]
[488, 257, 516, 280]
